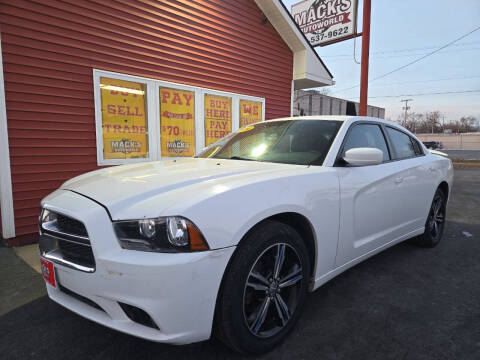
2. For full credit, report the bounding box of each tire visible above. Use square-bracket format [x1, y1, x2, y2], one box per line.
[214, 220, 311, 354]
[412, 187, 447, 247]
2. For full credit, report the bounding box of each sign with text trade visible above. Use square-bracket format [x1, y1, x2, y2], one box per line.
[204, 94, 232, 147]
[292, 0, 357, 47]
[160, 87, 195, 157]
[240, 100, 262, 127]
[100, 77, 148, 159]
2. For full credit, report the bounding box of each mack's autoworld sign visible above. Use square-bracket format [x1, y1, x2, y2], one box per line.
[292, 0, 357, 47]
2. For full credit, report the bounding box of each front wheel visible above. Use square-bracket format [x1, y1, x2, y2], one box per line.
[214, 220, 310, 354]
[412, 187, 447, 247]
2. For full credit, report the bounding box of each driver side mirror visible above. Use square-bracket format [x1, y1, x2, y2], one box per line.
[343, 148, 383, 166]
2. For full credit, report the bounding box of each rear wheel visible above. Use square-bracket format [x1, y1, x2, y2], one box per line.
[215, 220, 310, 354]
[413, 187, 447, 247]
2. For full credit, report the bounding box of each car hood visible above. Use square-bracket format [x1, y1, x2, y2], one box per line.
[61, 158, 300, 219]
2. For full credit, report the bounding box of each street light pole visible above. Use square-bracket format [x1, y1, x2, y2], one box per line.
[359, 0, 371, 116]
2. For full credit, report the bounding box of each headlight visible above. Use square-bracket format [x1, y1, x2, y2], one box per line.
[113, 216, 209, 253]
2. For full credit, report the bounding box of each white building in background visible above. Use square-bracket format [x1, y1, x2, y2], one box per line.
[293, 89, 385, 119]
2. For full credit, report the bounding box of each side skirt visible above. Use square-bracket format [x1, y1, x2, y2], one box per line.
[310, 227, 425, 291]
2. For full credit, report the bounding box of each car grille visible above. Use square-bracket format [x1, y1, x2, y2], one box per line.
[39, 209, 95, 271]
[56, 213, 89, 238]
[57, 239, 95, 268]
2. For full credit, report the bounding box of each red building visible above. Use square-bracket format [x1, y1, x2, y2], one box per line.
[0, 0, 333, 246]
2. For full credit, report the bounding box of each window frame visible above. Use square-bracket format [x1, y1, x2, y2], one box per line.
[93, 71, 157, 166]
[384, 125, 425, 160]
[93, 69, 265, 166]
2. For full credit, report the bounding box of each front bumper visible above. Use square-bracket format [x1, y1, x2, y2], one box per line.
[41, 190, 235, 344]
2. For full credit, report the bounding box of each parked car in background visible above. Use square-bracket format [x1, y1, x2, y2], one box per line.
[39, 116, 453, 354]
[423, 141, 443, 150]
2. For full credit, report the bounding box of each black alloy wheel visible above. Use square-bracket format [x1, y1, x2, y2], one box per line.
[428, 192, 446, 240]
[413, 187, 447, 247]
[215, 220, 310, 354]
[243, 243, 304, 338]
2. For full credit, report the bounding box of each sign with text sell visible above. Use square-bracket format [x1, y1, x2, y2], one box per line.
[100, 77, 148, 159]
[292, 0, 357, 47]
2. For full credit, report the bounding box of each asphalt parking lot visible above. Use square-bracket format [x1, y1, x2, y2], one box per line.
[1, 169, 479, 360]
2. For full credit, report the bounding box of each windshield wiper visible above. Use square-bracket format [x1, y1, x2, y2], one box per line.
[227, 156, 255, 161]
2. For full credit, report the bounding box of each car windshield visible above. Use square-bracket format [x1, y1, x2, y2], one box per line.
[197, 120, 342, 165]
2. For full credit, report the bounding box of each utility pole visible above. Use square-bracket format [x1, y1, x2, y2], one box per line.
[359, 0, 371, 116]
[401, 99, 412, 128]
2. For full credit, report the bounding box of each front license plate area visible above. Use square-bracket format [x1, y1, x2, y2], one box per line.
[40, 258, 56, 288]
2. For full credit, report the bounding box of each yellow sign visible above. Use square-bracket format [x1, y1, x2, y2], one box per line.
[204, 94, 232, 146]
[100, 77, 148, 159]
[160, 88, 195, 157]
[240, 100, 262, 127]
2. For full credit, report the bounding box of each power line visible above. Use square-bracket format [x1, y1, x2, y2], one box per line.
[371, 75, 480, 87]
[326, 47, 480, 61]
[331, 26, 480, 95]
[347, 89, 480, 99]
[322, 41, 480, 58]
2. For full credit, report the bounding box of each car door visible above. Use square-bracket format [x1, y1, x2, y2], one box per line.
[383, 126, 435, 231]
[334, 122, 426, 267]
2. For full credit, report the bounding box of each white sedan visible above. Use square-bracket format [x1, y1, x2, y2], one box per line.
[39, 116, 453, 353]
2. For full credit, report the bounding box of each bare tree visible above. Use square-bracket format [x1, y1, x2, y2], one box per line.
[425, 111, 441, 134]
[442, 116, 478, 133]
[407, 112, 424, 133]
[459, 116, 476, 132]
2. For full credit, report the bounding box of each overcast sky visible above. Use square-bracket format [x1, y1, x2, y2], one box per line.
[282, 0, 480, 122]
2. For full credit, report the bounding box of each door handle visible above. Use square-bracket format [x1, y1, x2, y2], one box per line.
[394, 177, 404, 184]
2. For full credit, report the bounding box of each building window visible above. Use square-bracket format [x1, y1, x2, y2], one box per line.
[94, 70, 264, 165]
[99, 77, 149, 160]
[159, 87, 195, 157]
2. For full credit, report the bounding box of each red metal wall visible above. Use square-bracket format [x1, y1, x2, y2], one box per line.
[0, 0, 293, 245]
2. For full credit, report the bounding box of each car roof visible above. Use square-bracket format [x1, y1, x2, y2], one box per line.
[265, 116, 420, 140]
[268, 115, 398, 127]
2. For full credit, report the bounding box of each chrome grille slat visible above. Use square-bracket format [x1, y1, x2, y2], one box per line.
[42, 228, 90, 245]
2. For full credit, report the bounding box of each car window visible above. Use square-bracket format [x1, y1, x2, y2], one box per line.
[411, 137, 424, 155]
[342, 124, 390, 161]
[198, 120, 342, 165]
[386, 127, 416, 159]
